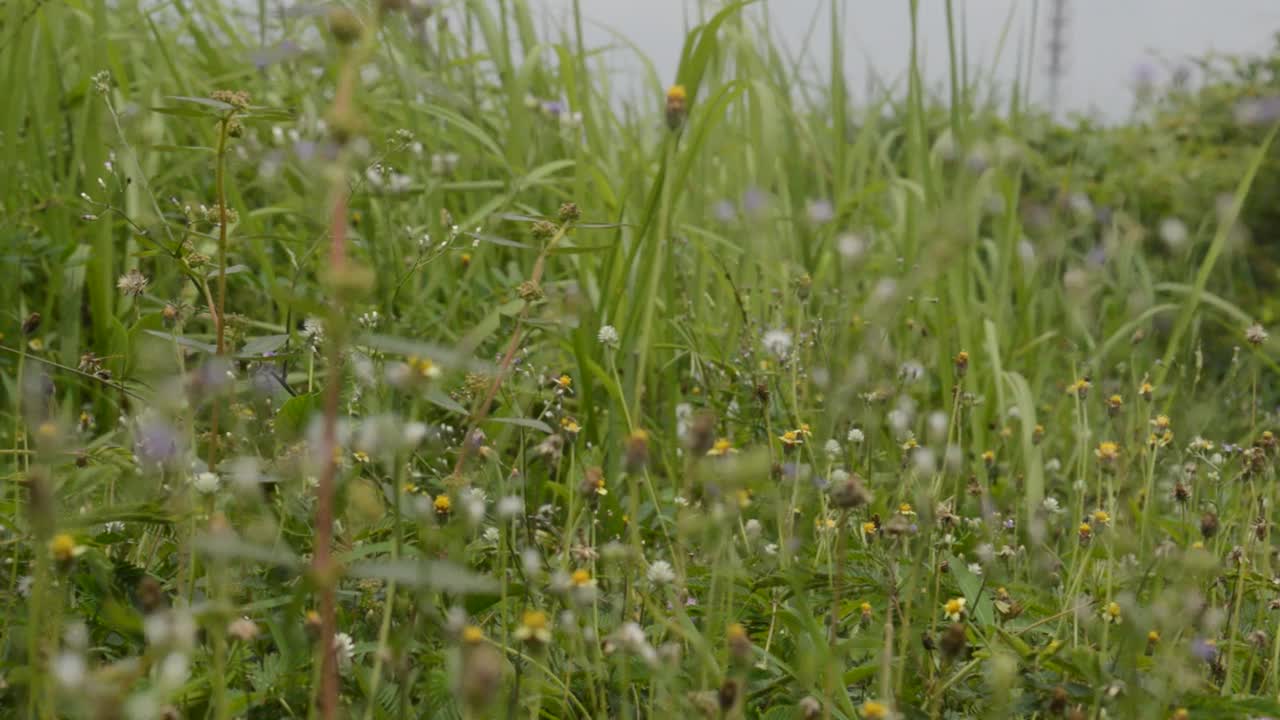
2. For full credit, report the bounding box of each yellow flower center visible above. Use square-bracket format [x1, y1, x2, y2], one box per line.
[861, 700, 889, 719]
[49, 533, 77, 561]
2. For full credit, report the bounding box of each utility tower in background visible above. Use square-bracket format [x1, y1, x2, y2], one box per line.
[1046, 0, 1070, 116]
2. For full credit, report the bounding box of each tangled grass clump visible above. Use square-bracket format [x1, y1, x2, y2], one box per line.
[5, 1, 1280, 719]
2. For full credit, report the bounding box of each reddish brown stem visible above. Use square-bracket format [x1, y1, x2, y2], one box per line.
[450, 225, 565, 480]
[313, 188, 348, 720]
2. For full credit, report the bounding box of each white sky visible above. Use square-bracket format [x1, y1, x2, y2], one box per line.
[539, 0, 1280, 118]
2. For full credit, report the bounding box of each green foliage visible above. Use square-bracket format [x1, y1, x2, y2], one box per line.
[4, 1, 1280, 719]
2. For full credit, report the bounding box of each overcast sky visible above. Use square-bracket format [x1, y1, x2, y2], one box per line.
[537, 0, 1280, 118]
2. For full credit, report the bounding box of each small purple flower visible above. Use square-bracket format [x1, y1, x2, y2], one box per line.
[806, 199, 834, 225]
[135, 419, 183, 469]
[713, 199, 736, 223]
[1132, 62, 1157, 94]
[1235, 96, 1280, 127]
[541, 100, 566, 117]
[1191, 637, 1218, 662]
[294, 140, 318, 162]
[1003, 518, 1016, 531]
[1086, 245, 1107, 266]
[742, 187, 768, 215]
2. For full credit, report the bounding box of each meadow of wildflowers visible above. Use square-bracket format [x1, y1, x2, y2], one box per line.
[6, 1, 1280, 718]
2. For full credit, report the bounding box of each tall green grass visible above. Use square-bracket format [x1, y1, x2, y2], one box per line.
[2, 0, 1280, 718]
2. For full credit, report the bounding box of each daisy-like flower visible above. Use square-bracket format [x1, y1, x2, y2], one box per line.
[1102, 601, 1122, 624]
[1095, 441, 1119, 465]
[433, 495, 452, 516]
[50, 534, 86, 564]
[1067, 377, 1092, 399]
[408, 356, 441, 380]
[898, 503, 916, 517]
[706, 438, 736, 457]
[665, 84, 688, 129]
[1106, 394, 1123, 416]
[553, 374, 573, 393]
[1139, 380, 1154, 401]
[461, 625, 485, 645]
[861, 521, 877, 536]
[1091, 509, 1112, 527]
[580, 468, 608, 497]
[1078, 523, 1093, 543]
[569, 569, 598, 603]
[560, 417, 581, 435]
[515, 610, 552, 645]
[861, 700, 890, 719]
[778, 430, 802, 449]
[943, 597, 967, 622]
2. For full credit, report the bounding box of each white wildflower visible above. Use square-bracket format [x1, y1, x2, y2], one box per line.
[192, 472, 220, 495]
[597, 324, 620, 347]
[52, 652, 86, 689]
[334, 632, 356, 671]
[762, 329, 793, 358]
[1159, 218, 1188, 251]
[647, 560, 676, 588]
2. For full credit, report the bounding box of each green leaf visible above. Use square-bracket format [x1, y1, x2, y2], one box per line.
[426, 390, 469, 415]
[487, 416, 553, 434]
[238, 334, 289, 358]
[346, 559, 498, 594]
[947, 553, 994, 626]
[194, 532, 301, 568]
[142, 329, 217, 353]
[276, 393, 319, 441]
[461, 231, 530, 249]
[67, 502, 173, 528]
